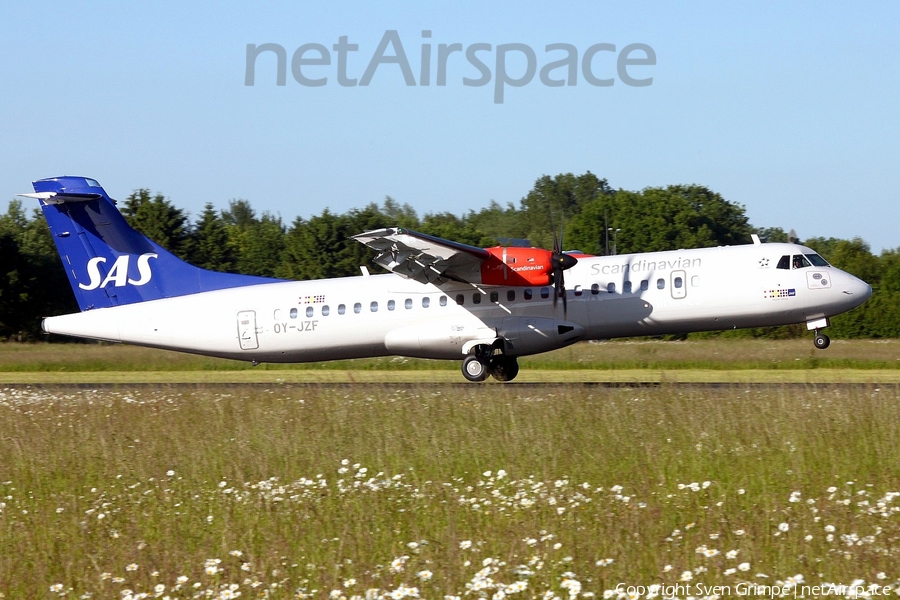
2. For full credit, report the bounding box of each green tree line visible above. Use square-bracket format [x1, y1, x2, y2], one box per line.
[1, 172, 896, 340]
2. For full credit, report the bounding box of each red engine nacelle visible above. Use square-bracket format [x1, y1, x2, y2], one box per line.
[480, 247, 555, 286]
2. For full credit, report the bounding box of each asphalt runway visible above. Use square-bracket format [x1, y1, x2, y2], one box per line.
[3, 382, 898, 392]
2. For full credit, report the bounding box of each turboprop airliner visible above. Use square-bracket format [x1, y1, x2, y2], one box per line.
[22, 176, 872, 382]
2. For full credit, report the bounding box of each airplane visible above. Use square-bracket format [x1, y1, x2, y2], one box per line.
[21, 176, 872, 382]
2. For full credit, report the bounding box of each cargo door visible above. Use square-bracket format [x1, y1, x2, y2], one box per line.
[237, 310, 259, 350]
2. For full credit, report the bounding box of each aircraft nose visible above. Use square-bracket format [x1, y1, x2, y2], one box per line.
[841, 272, 872, 308]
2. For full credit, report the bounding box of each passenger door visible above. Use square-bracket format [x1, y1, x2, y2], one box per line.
[237, 310, 259, 350]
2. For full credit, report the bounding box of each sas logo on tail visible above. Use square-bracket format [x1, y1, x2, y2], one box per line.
[79, 253, 158, 290]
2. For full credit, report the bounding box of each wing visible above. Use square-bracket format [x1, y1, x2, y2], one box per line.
[352, 227, 490, 284]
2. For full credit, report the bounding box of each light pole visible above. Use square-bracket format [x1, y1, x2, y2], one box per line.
[608, 227, 621, 255]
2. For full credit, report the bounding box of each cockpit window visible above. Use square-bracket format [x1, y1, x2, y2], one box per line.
[792, 254, 812, 269]
[776, 255, 790, 270]
[805, 253, 830, 267]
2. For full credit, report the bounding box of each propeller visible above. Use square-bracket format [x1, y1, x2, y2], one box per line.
[550, 231, 578, 315]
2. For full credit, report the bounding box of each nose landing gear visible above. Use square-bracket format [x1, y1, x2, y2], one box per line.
[813, 331, 830, 349]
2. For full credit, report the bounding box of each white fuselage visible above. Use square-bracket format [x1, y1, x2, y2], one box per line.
[42, 243, 871, 363]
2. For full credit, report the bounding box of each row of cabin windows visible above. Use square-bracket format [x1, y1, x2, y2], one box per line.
[450, 277, 691, 306]
[290, 277, 694, 317]
[290, 295, 450, 318]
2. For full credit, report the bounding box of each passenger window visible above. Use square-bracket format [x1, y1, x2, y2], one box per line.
[507, 290, 515, 301]
[422, 297, 430, 308]
[473, 294, 482, 304]
[641, 280, 649, 292]
[591, 283, 600, 295]
[524, 289, 533, 300]
[456, 294, 465, 305]
[792, 254, 811, 269]
[290, 308, 298, 319]
[440, 296, 447, 306]
[370, 301, 378, 312]
[607, 282, 615, 293]
[354, 303, 362, 314]
[387, 300, 395, 311]
[338, 304, 346, 315]
[657, 278, 665, 290]
[306, 306, 314, 318]
[624, 281, 632, 294]
[490, 292, 499, 303]
[776, 255, 790, 270]
[405, 298, 413, 309]
[674, 277, 683, 289]
[322, 305, 330, 316]
[540, 287, 550, 299]
[573, 285, 582, 297]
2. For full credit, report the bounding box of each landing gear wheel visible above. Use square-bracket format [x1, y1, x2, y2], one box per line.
[462, 355, 490, 382]
[814, 333, 831, 349]
[489, 356, 520, 382]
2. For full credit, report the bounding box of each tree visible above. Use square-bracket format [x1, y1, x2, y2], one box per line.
[754, 227, 789, 243]
[567, 184, 752, 255]
[467, 201, 526, 244]
[419, 212, 495, 247]
[280, 209, 345, 281]
[381, 196, 419, 229]
[121, 189, 192, 258]
[519, 172, 612, 248]
[219, 199, 286, 277]
[239, 212, 285, 277]
[190, 203, 234, 272]
[0, 201, 77, 339]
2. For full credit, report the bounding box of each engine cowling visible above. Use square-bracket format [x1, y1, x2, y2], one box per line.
[497, 316, 585, 356]
[479, 247, 555, 286]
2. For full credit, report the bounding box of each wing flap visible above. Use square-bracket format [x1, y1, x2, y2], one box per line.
[353, 227, 490, 284]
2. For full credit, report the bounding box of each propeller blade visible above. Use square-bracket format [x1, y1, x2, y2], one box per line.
[549, 232, 578, 316]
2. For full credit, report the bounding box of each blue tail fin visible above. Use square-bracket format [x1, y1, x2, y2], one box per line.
[28, 176, 281, 311]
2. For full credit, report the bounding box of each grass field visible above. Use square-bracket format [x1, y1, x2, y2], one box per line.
[1, 339, 899, 383]
[3, 381, 900, 599]
[2, 340, 900, 598]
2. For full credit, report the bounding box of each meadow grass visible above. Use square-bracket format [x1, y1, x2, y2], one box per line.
[2, 383, 900, 598]
[2, 338, 900, 373]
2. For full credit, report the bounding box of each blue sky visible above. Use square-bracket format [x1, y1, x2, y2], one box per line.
[2, 1, 898, 252]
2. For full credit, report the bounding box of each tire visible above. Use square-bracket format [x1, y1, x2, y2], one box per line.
[814, 333, 831, 350]
[489, 357, 520, 382]
[462, 355, 489, 382]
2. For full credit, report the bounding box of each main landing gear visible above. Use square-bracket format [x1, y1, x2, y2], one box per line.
[461, 347, 520, 382]
[813, 331, 831, 350]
